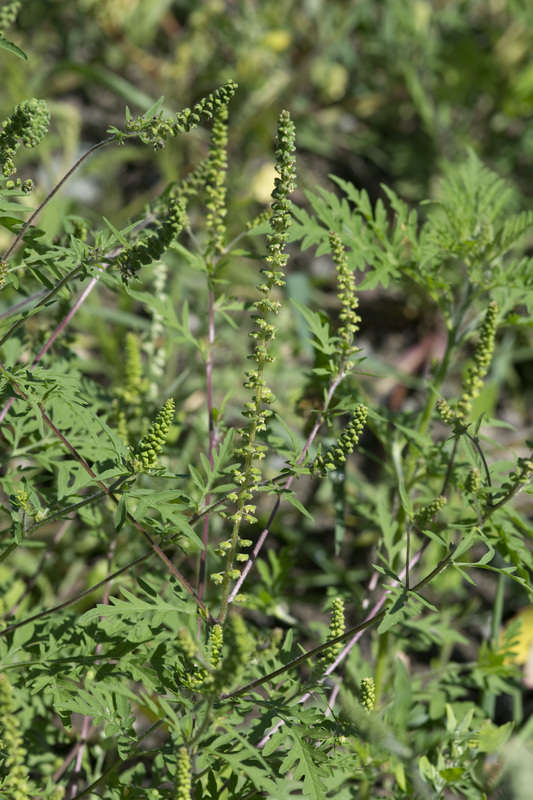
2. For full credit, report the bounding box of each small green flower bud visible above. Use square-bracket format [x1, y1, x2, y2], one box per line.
[360, 676, 375, 711]
[465, 467, 481, 494]
[413, 495, 447, 529]
[209, 624, 223, 668]
[318, 597, 346, 667]
[174, 746, 192, 800]
[455, 301, 498, 420]
[128, 398, 175, 471]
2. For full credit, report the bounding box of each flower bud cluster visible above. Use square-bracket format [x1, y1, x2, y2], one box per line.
[412, 495, 447, 530]
[209, 623, 224, 668]
[0, 259, 7, 290]
[0, 0, 20, 36]
[0, 672, 31, 798]
[455, 301, 498, 420]
[465, 467, 481, 494]
[0, 98, 50, 177]
[313, 404, 368, 475]
[329, 230, 361, 362]
[318, 597, 345, 667]
[125, 80, 238, 150]
[360, 676, 376, 711]
[174, 747, 192, 800]
[205, 107, 228, 255]
[114, 194, 186, 282]
[128, 398, 175, 473]
[5, 176, 34, 193]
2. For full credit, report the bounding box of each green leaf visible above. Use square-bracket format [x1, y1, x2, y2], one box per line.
[284, 491, 314, 521]
[78, 587, 196, 625]
[143, 95, 165, 119]
[0, 37, 28, 60]
[115, 494, 128, 532]
[476, 721, 513, 753]
[278, 728, 329, 800]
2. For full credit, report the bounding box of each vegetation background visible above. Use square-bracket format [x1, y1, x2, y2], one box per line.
[3, 0, 533, 798]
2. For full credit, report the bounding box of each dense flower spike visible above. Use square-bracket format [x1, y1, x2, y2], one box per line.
[436, 397, 456, 427]
[174, 747, 192, 800]
[318, 597, 346, 667]
[360, 677, 376, 711]
[209, 623, 224, 668]
[412, 495, 447, 529]
[114, 194, 187, 281]
[329, 230, 361, 362]
[125, 80, 238, 149]
[313, 404, 368, 474]
[0, 0, 20, 36]
[128, 398, 175, 472]
[205, 107, 228, 255]
[455, 301, 498, 420]
[216, 111, 296, 620]
[0, 98, 50, 177]
[0, 258, 7, 290]
[465, 467, 481, 494]
[0, 672, 31, 798]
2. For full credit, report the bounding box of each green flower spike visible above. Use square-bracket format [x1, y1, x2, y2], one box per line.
[125, 80, 238, 149]
[313, 404, 368, 475]
[114, 194, 187, 282]
[0, 259, 7, 290]
[217, 111, 296, 622]
[318, 597, 346, 667]
[205, 106, 228, 255]
[209, 623, 224, 668]
[174, 746, 192, 800]
[0, 672, 31, 798]
[329, 230, 361, 362]
[465, 467, 481, 494]
[0, 98, 50, 177]
[455, 301, 498, 420]
[360, 676, 376, 711]
[413, 495, 447, 530]
[128, 398, 175, 472]
[436, 397, 456, 427]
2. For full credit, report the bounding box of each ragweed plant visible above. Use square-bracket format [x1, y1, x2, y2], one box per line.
[1, 17, 533, 799]
[212, 109, 296, 621]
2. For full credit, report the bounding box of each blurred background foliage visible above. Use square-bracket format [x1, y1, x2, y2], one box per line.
[5, 0, 533, 223]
